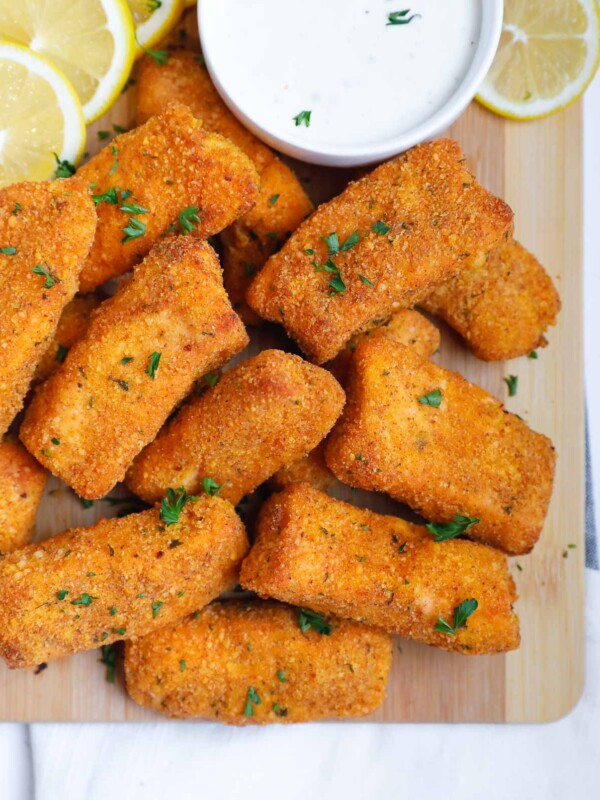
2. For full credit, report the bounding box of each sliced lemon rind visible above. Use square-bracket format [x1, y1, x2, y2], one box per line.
[477, 2, 600, 120]
[82, 0, 137, 122]
[133, 0, 185, 53]
[0, 42, 85, 167]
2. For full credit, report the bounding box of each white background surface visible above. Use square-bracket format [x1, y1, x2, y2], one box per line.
[0, 73, 598, 800]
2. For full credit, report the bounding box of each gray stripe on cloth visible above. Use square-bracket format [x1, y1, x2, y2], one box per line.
[586, 410, 598, 569]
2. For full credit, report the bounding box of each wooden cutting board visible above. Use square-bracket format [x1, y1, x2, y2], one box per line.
[0, 13, 584, 723]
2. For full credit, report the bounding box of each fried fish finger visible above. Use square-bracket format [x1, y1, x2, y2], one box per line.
[20, 238, 248, 499]
[328, 308, 441, 384]
[125, 599, 392, 723]
[77, 103, 260, 291]
[0, 436, 47, 554]
[0, 496, 248, 669]
[125, 349, 345, 505]
[241, 484, 520, 655]
[0, 179, 97, 434]
[136, 52, 313, 324]
[324, 339, 556, 554]
[421, 239, 561, 360]
[34, 294, 101, 383]
[247, 139, 513, 363]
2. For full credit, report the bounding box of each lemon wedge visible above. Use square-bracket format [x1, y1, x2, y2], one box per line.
[0, 43, 85, 187]
[477, 0, 600, 119]
[126, 0, 184, 53]
[183, 0, 197, 7]
[0, 0, 136, 123]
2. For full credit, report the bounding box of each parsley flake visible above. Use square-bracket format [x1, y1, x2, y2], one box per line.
[387, 10, 421, 26]
[298, 607, 332, 635]
[418, 389, 442, 407]
[32, 264, 60, 289]
[277, 670, 288, 683]
[71, 593, 94, 607]
[202, 477, 222, 496]
[99, 644, 117, 683]
[243, 686, 261, 717]
[426, 515, 480, 542]
[372, 220, 390, 235]
[146, 351, 161, 379]
[121, 217, 146, 243]
[268, 194, 280, 206]
[0, 247, 16, 255]
[293, 110, 312, 127]
[504, 375, 518, 396]
[56, 590, 69, 601]
[434, 598, 478, 636]
[53, 153, 76, 178]
[152, 601, 164, 619]
[92, 187, 119, 206]
[177, 206, 201, 235]
[142, 46, 169, 65]
[359, 274, 375, 287]
[203, 371, 220, 388]
[159, 487, 197, 526]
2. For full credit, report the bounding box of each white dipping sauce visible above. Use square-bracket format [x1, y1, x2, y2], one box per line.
[201, 0, 481, 150]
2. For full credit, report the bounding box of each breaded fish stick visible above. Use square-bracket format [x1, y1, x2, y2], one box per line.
[34, 294, 101, 383]
[0, 496, 248, 669]
[269, 441, 337, 493]
[247, 139, 513, 363]
[421, 239, 561, 360]
[325, 339, 555, 554]
[77, 103, 260, 291]
[125, 599, 392, 722]
[241, 485, 520, 655]
[0, 437, 47, 554]
[328, 308, 440, 385]
[21, 238, 248, 499]
[126, 349, 345, 504]
[136, 52, 313, 324]
[0, 179, 97, 434]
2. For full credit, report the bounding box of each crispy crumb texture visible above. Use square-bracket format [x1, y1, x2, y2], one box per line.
[325, 339, 556, 554]
[0, 179, 97, 434]
[125, 599, 392, 723]
[241, 484, 520, 655]
[136, 52, 313, 324]
[77, 102, 260, 291]
[0, 497, 248, 669]
[126, 349, 344, 504]
[421, 239, 561, 360]
[20, 237, 248, 499]
[0, 437, 47, 554]
[247, 139, 513, 363]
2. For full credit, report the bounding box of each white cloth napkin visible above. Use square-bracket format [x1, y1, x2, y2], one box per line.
[1, 62, 599, 800]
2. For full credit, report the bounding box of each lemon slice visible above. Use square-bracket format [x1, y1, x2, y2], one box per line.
[0, 43, 85, 187]
[126, 0, 185, 53]
[183, 0, 197, 7]
[477, 0, 600, 119]
[0, 0, 136, 123]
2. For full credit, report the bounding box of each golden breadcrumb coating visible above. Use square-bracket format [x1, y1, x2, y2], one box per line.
[269, 441, 336, 493]
[20, 238, 248, 499]
[0, 436, 47, 554]
[421, 239, 561, 360]
[241, 484, 520, 655]
[136, 52, 313, 324]
[0, 179, 97, 435]
[34, 294, 101, 383]
[126, 349, 345, 504]
[125, 599, 392, 722]
[325, 339, 556, 555]
[0, 496, 248, 669]
[247, 139, 513, 363]
[77, 103, 260, 291]
[328, 308, 440, 384]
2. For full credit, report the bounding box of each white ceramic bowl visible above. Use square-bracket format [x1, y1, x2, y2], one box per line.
[199, 1, 504, 167]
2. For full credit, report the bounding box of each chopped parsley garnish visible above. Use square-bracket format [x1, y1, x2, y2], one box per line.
[53, 153, 76, 178]
[142, 46, 169, 65]
[152, 601, 164, 618]
[113, 123, 126, 134]
[159, 487, 197, 526]
[314, 258, 346, 295]
[109, 146, 119, 176]
[92, 187, 119, 206]
[51, 437, 60, 446]
[99, 644, 118, 683]
[303, 247, 315, 255]
[505, 375, 518, 396]
[243, 263, 256, 278]
[120, 201, 148, 216]
[298, 607, 332, 635]
[203, 371, 220, 388]
[434, 598, 478, 636]
[0, 247, 16, 255]
[293, 110, 312, 127]
[146, 351, 161, 379]
[387, 9, 421, 26]
[32, 264, 60, 289]
[202, 477, 222, 496]
[359, 274, 375, 287]
[268, 194, 280, 206]
[112, 627, 126, 636]
[372, 220, 390, 235]
[71, 593, 94, 607]
[97, 130, 110, 140]
[121, 356, 133, 365]
[55, 345, 68, 363]
[277, 670, 288, 683]
[12, 202, 21, 215]
[528, 350, 538, 359]
[147, 0, 162, 11]
[110, 607, 117, 616]
[243, 686, 261, 717]
[177, 206, 201, 235]
[426, 515, 480, 542]
[321, 230, 360, 256]
[121, 217, 146, 243]
[418, 389, 442, 407]
[180, 659, 186, 672]
[56, 590, 69, 601]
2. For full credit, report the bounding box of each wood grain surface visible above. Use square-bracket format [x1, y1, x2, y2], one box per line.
[0, 11, 584, 722]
